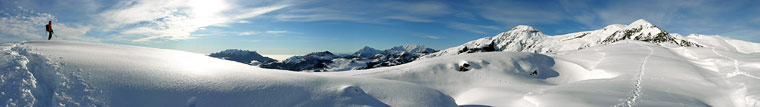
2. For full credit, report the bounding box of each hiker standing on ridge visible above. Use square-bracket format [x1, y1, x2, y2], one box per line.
[46, 21, 54, 40]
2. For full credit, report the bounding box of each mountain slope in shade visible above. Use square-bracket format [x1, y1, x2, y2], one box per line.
[354, 46, 386, 58]
[261, 51, 338, 71]
[258, 44, 436, 72]
[208, 49, 277, 65]
[424, 19, 704, 58]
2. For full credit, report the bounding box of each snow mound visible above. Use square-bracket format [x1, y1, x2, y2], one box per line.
[0, 41, 456, 106]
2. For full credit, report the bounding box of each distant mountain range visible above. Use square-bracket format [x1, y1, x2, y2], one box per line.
[423, 19, 760, 58]
[208, 49, 277, 65]
[211, 19, 760, 72]
[210, 44, 437, 71]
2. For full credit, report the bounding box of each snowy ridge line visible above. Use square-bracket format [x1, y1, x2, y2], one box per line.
[711, 48, 760, 80]
[617, 43, 653, 107]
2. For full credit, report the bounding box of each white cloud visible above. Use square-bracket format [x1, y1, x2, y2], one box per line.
[446, 22, 500, 34]
[238, 30, 291, 36]
[272, 1, 449, 23]
[0, 9, 98, 42]
[264, 30, 289, 34]
[238, 32, 260, 36]
[0, 13, 53, 39]
[99, 0, 289, 42]
[422, 35, 440, 39]
[385, 16, 434, 22]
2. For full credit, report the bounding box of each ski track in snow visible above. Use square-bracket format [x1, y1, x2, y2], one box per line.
[617, 43, 654, 107]
[711, 48, 760, 80]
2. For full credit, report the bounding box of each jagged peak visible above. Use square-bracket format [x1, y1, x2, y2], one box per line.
[629, 19, 655, 28]
[508, 25, 540, 33]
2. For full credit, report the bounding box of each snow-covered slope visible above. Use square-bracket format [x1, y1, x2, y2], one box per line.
[424, 19, 703, 58]
[354, 46, 386, 58]
[327, 40, 760, 107]
[686, 34, 760, 53]
[0, 41, 456, 107]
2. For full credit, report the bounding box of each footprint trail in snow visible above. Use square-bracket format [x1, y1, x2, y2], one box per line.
[617, 43, 654, 107]
[711, 48, 760, 80]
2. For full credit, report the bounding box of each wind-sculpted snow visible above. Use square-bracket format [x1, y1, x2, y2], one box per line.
[0, 41, 456, 107]
[1, 42, 104, 106]
[328, 40, 760, 107]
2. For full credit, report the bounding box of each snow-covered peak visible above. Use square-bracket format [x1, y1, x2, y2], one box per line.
[685, 34, 760, 53]
[629, 19, 654, 28]
[508, 25, 540, 33]
[305, 51, 336, 59]
[390, 44, 436, 53]
[354, 46, 385, 57]
[603, 24, 626, 30]
[423, 19, 707, 58]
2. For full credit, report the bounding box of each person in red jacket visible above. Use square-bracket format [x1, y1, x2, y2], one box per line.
[46, 21, 54, 40]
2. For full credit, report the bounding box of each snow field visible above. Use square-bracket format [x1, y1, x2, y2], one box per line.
[0, 41, 456, 107]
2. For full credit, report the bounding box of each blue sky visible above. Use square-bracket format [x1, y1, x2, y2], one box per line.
[1, 0, 759, 59]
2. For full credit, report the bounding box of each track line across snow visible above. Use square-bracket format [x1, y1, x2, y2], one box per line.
[711, 48, 760, 80]
[617, 43, 654, 107]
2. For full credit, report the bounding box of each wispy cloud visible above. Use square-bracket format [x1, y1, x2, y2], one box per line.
[264, 30, 289, 34]
[238, 32, 260, 36]
[385, 16, 434, 23]
[0, 8, 98, 42]
[446, 22, 500, 34]
[272, 1, 449, 23]
[238, 30, 292, 36]
[422, 35, 441, 39]
[99, 0, 288, 42]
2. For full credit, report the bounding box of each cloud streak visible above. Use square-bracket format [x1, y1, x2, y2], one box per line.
[238, 30, 292, 36]
[446, 22, 500, 34]
[99, 0, 288, 42]
[272, 1, 450, 23]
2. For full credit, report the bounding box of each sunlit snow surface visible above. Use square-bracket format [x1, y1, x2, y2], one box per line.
[2, 40, 760, 107]
[328, 40, 760, 107]
[0, 41, 455, 107]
